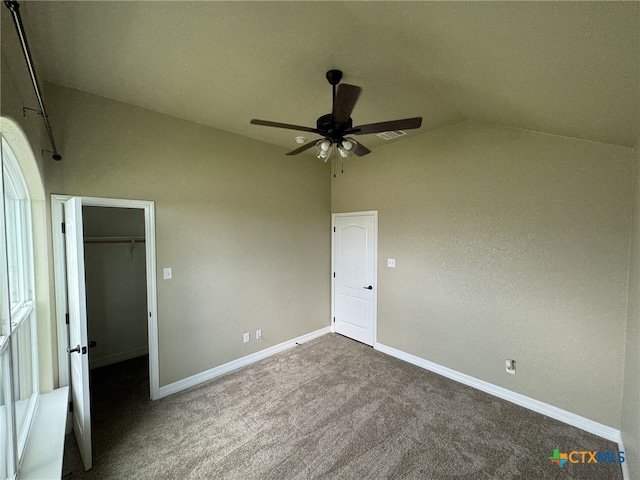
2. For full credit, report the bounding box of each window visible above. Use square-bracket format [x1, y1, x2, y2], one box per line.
[0, 136, 39, 478]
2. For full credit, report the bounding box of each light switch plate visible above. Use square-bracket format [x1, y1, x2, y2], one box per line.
[387, 259, 396, 268]
[163, 267, 172, 280]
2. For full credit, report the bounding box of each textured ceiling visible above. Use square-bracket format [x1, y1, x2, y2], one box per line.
[7, 1, 640, 152]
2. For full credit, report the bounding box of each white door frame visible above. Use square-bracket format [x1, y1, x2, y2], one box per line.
[51, 195, 160, 401]
[331, 210, 378, 347]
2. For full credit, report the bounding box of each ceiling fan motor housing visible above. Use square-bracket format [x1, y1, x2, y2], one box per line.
[316, 113, 353, 140]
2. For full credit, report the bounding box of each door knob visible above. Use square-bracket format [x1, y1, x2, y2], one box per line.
[67, 344, 81, 354]
[363, 285, 373, 290]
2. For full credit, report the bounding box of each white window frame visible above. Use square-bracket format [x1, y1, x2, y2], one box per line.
[1, 136, 39, 479]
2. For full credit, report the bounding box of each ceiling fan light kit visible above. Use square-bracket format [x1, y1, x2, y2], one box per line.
[338, 138, 357, 158]
[316, 139, 332, 161]
[315, 137, 358, 162]
[250, 70, 423, 167]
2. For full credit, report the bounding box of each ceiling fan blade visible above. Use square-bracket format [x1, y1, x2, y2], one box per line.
[352, 141, 371, 157]
[348, 117, 423, 135]
[332, 84, 361, 125]
[250, 119, 321, 134]
[286, 140, 318, 156]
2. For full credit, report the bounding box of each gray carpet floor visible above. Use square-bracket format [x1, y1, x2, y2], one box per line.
[62, 333, 622, 479]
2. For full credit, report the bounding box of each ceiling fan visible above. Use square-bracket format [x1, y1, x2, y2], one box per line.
[250, 70, 423, 159]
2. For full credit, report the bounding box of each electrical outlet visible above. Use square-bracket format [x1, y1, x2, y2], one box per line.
[506, 359, 516, 375]
[256, 329, 262, 339]
[243, 332, 250, 343]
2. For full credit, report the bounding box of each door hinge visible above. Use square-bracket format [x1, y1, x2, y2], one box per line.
[61, 222, 66, 234]
[333, 272, 335, 278]
[65, 313, 69, 325]
[333, 317, 335, 323]
[333, 226, 336, 233]
[68, 401, 73, 413]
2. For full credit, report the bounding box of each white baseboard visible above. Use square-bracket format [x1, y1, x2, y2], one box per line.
[618, 434, 631, 480]
[90, 346, 149, 370]
[157, 327, 331, 399]
[376, 343, 622, 444]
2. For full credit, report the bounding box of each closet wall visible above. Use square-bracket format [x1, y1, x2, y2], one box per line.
[82, 206, 148, 369]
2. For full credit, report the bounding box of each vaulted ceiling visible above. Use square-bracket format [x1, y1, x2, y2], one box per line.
[7, 1, 640, 153]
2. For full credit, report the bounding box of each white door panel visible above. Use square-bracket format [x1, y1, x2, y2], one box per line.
[64, 197, 92, 471]
[341, 226, 367, 288]
[333, 213, 377, 346]
[340, 295, 368, 328]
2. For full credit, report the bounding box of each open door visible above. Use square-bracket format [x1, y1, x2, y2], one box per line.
[64, 197, 92, 470]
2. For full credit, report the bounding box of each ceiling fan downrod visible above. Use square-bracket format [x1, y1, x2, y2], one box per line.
[326, 69, 343, 112]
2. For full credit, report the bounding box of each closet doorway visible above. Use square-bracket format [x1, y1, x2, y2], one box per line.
[52, 195, 159, 470]
[82, 206, 148, 371]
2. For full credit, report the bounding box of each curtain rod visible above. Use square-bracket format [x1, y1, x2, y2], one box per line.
[4, 0, 62, 161]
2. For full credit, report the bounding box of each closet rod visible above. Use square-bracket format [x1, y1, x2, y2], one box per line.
[84, 238, 145, 244]
[4, 0, 62, 161]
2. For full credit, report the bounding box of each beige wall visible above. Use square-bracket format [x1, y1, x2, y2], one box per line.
[622, 137, 640, 477]
[332, 121, 633, 428]
[1, 9, 56, 392]
[43, 84, 331, 386]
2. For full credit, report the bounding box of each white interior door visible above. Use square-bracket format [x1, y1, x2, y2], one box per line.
[64, 197, 92, 471]
[333, 212, 377, 346]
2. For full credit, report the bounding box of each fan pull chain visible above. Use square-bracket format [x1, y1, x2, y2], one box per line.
[331, 153, 346, 177]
